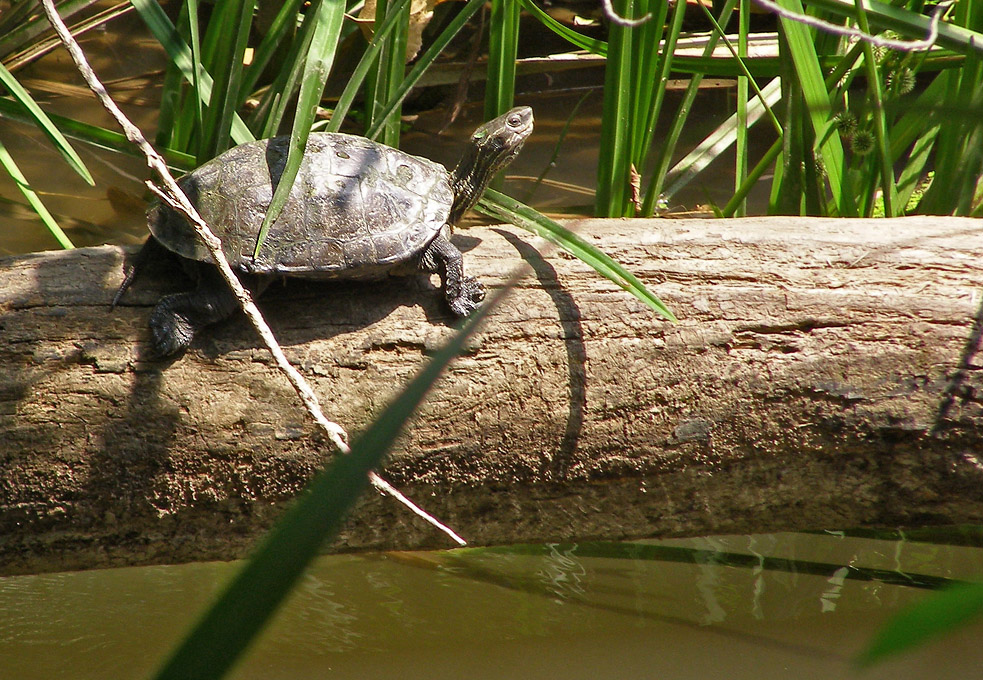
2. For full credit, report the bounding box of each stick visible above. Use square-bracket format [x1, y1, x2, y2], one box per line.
[40, 0, 466, 546]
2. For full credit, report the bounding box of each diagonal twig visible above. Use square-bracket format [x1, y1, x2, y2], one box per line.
[40, 0, 466, 546]
[753, 0, 956, 52]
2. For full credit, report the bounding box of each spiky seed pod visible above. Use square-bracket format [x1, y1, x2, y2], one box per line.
[814, 157, 828, 180]
[894, 67, 916, 95]
[835, 111, 858, 138]
[851, 129, 875, 155]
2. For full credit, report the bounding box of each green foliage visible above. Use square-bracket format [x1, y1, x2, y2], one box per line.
[857, 582, 983, 667]
[479, 189, 677, 322]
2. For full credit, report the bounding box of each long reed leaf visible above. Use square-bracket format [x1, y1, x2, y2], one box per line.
[479, 189, 677, 322]
[130, 0, 253, 146]
[595, 0, 635, 217]
[853, 0, 897, 217]
[325, 0, 412, 132]
[857, 583, 983, 667]
[365, 0, 411, 146]
[641, 0, 739, 215]
[485, 0, 521, 120]
[0, 96, 196, 170]
[802, 0, 983, 56]
[365, 0, 485, 139]
[238, 0, 307, 100]
[197, 0, 254, 161]
[517, 0, 606, 55]
[662, 78, 783, 203]
[0, 137, 74, 249]
[776, 0, 850, 214]
[252, 0, 326, 138]
[0, 0, 102, 57]
[0, 61, 93, 185]
[735, 0, 750, 217]
[253, 0, 344, 259]
[633, 0, 674, 164]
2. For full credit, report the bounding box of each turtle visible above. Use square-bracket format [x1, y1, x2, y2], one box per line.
[114, 106, 534, 357]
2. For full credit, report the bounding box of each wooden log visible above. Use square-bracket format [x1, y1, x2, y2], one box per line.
[2, 217, 982, 575]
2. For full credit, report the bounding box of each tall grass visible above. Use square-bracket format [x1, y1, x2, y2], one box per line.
[4, 0, 983, 249]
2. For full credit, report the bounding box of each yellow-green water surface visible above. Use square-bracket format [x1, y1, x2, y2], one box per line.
[2, 531, 982, 679]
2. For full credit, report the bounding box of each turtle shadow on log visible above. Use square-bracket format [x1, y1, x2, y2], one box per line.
[117, 242, 469, 360]
[493, 228, 587, 482]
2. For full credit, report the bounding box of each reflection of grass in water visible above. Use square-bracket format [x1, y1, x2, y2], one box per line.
[444, 537, 983, 667]
[459, 540, 965, 590]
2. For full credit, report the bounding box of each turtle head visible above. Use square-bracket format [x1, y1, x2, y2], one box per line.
[449, 106, 534, 224]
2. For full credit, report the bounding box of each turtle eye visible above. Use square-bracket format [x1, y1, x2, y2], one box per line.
[507, 113, 521, 127]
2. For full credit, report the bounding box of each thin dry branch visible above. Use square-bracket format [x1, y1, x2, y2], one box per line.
[40, 0, 466, 546]
[753, 0, 956, 52]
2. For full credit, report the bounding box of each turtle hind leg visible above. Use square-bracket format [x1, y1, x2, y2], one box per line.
[149, 265, 240, 357]
[419, 230, 485, 316]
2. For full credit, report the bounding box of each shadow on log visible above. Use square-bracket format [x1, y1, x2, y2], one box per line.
[2, 217, 983, 575]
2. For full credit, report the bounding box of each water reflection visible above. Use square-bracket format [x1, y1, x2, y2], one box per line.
[1, 531, 982, 679]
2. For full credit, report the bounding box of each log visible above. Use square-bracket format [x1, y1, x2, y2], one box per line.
[2, 216, 983, 575]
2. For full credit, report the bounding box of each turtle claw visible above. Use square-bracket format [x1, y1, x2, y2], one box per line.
[447, 276, 485, 317]
[150, 306, 195, 357]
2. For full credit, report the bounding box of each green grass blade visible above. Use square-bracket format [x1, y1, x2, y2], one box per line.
[0, 0, 101, 57]
[324, 0, 412, 132]
[0, 96, 196, 171]
[633, 0, 674, 164]
[186, 0, 204, 146]
[0, 137, 74, 249]
[518, 0, 606, 55]
[364, 0, 484, 140]
[662, 77, 783, 203]
[239, 0, 307, 99]
[131, 0, 253, 146]
[252, 0, 325, 138]
[696, 2, 782, 133]
[595, 0, 635, 217]
[857, 583, 983, 667]
[485, 0, 521, 121]
[776, 0, 850, 214]
[479, 189, 676, 322]
[154, 35, 186, 150]
[252, 0, 344, 259]
[722, 137, 783, 217]
[895, 126, 937, 210]
[801, 0, 983, 56]
[0, 61, 93, 186]
[197, 0, 254, 161]
[150, 287, 505, 680]
[734, 0, 750, 217]
[365, 0, 411, 146]
[641, 0, 739, 215]
[853, 0, 897, 217]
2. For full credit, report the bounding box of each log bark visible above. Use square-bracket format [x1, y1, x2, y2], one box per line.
[2, 216, 983, 575]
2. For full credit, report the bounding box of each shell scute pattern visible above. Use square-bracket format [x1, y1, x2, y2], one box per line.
[151, 133, 454, 278]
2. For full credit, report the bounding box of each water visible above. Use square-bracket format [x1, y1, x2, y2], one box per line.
[1, 532, 982, 679]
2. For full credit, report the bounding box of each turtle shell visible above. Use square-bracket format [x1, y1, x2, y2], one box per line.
[150, 133, 455, 278]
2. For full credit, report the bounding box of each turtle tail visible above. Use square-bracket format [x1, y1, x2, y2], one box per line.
[111, 237, 166, 309]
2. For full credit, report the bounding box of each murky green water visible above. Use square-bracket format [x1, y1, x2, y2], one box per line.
[2, 532, 981, 679]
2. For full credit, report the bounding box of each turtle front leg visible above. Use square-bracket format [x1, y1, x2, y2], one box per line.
[150, 266, 240, 356]
[419, 229, 485, 316]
